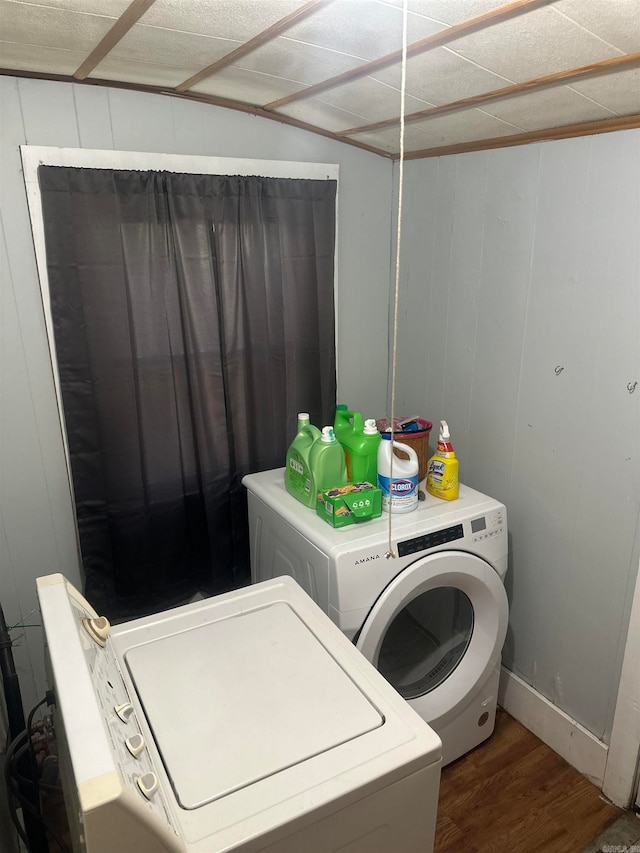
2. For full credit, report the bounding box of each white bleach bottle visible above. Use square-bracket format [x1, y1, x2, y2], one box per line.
[377, 432, 419, 513]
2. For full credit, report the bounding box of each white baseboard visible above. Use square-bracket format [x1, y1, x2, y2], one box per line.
[498, 666, 608, 788]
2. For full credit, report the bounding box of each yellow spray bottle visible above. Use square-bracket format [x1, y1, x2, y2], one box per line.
[426, 420, 459, 501]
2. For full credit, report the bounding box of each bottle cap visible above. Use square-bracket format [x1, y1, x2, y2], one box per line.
[298, 412, 310, 421]
[364, 419, 379, 435]
[321, 426, 336, 443]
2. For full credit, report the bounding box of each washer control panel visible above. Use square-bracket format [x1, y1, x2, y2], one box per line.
[81, 610, 174, 822]
[38, 577, 177, 839]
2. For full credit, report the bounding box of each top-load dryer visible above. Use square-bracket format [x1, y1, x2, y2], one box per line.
[243, 468, 509, 766]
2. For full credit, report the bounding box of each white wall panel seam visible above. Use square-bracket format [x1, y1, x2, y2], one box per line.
[505, 143, 541, 518]
[552, 136, 595, 715]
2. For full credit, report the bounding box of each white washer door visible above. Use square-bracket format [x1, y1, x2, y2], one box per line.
[356, 551, 508, 728]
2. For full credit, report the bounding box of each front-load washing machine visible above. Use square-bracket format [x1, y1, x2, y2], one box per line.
[243, 468, 509, 766]
[37, 573, 441, 852]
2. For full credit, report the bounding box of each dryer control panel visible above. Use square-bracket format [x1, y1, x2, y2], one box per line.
[397, 505, 505, 557]
[470, 508, 505, 544]
[398, 524, 463, 557]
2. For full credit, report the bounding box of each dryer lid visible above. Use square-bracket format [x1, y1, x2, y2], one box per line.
[124, 601, 383, 810]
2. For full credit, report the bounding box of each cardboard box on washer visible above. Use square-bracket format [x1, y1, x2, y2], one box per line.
[317, 481, 382, 528]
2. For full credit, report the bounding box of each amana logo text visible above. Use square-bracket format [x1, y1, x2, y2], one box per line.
[354, 554, 381, 565]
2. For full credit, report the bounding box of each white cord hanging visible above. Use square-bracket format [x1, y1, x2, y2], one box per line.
[385, 0, 409, 560]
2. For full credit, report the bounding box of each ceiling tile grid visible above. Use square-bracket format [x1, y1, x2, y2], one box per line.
[0, 0, 638, 158]
[0, 39, 87, 75]
[0, 0, 119, 53]
[191, 65, 312, 106]
[96, 25, 243, 74]
[552, 0, 640, 54]
[140, 0, 308, 42]
[411, 107, 526, 145]
[231, 36, 364, 86]
[6, 0, 131, 14]
[311, 76, 435, 126]
[280, 0, 447, 60]
[448, 4, 625, 82]
[274, 95, 375, 133]
[479, 85, 620, 131]
[371, 46, 515, 107]
[380, 0, 513, 27]
[89, 55, 202, 89]
[349, 121, 449, 153]
[567, 68, 640, 117]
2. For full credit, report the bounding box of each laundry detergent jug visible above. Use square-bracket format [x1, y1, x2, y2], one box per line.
[377, 433, 419, 514]
[309, 426, 348, 503]
[285, 413, 321, 508]
[334, 407, 380, 485]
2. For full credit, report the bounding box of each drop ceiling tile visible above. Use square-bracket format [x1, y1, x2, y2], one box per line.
[0, 0, 117, 52]
[192, 66, 308, 107]
[381, 0, 511, 27]
[104, 24, 243, 70]
[235, 37, 363, 88]
[349, 123, 444, 154]
[276, 97, 373, 133]
[316, 76, 435, 126]
[0, 40, 87, 75]
[553, 0, 640, 54]
[412, 108, 525, 144]
[142, 0, 307, 40]
[373, 45, 513, 105]
[89, 56, 199, 88]
[449, 4, 624, 83]
[481, 86, 618, 131]
[283, 0, 446, 61]
[568, 68, 640, 117]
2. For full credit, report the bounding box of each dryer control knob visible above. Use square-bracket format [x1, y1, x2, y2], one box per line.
[82, 616, 111, 647]
[114, 703, 135, 723]
[125, 733, 145, 758]
[136, 772, 159, 800]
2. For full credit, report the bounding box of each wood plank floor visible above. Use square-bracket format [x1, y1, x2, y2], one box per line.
[436, 708, 622, 853]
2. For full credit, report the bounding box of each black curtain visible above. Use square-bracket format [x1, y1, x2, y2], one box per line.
[38, 167, 337, 620]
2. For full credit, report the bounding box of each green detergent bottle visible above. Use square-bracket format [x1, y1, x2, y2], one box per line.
[334, 408, 381, 485]
[285, 413, 321, 508]
[309, 426, 348, 502]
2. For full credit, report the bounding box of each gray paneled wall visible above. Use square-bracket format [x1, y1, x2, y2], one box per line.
[0, 75, 393, 727]
[1, 71, 638, 776]
[395, 130, 640, 741]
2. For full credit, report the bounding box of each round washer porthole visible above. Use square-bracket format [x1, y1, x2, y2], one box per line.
[377, 587, 474, 700]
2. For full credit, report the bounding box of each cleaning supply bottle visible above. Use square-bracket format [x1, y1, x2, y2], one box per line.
[285, 413, 321, 508]
[377, 433, 419, 514]
[334, 408, 381, 485]
[426, 420, 459, 501]
[309, 425, 348, 502]
[333, 406, 361, 446]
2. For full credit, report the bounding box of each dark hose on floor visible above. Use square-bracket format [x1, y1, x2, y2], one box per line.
[0, 601, 49, 852]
